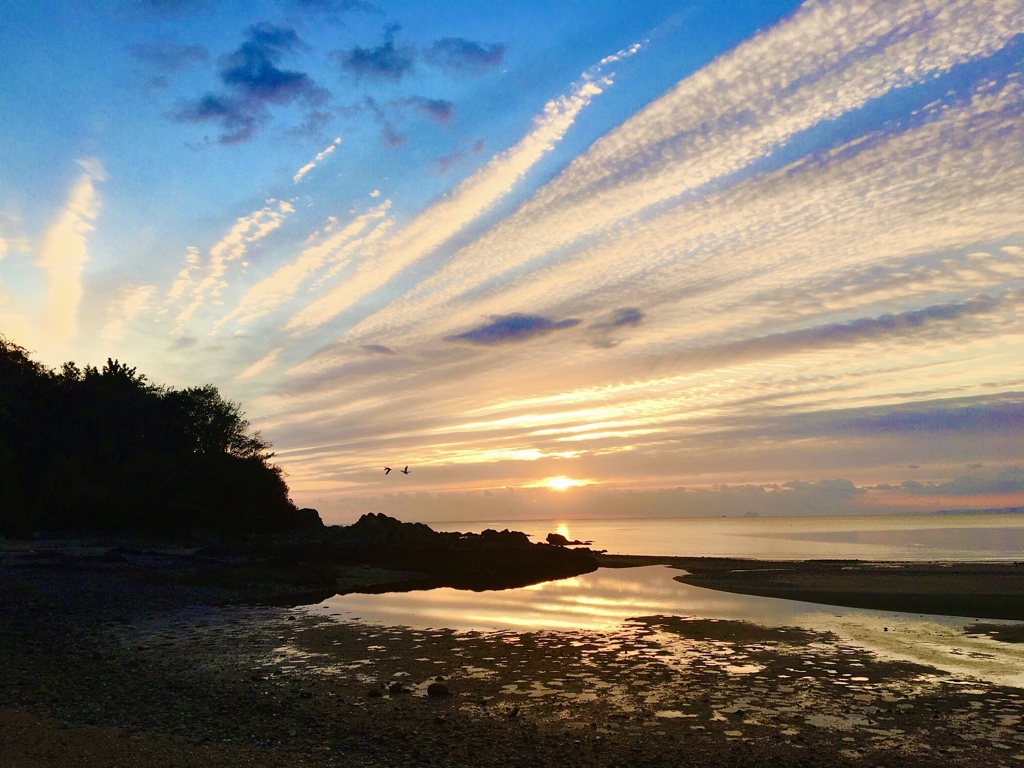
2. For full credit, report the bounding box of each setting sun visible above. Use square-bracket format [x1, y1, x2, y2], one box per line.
[538, 476, 590, 491]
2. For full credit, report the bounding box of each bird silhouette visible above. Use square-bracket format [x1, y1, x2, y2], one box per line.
[401, 466, 410, 475]
[384, 467, 392, 474]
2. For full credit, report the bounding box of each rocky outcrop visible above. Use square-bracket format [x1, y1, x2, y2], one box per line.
[202, 513, 600, 596]
[546, 532, 592, 546]
[325, 513, 598, 592]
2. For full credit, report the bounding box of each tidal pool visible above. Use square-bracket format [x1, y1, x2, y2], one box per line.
[311, 565, 1024, 688]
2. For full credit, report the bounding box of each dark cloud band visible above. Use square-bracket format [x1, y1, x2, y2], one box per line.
[446, 313, 581, 345]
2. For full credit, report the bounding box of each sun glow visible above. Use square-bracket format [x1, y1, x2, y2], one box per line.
[535, 476, 589, 491]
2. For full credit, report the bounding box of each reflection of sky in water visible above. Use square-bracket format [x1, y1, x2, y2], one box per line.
[428, 514, 1024, 561]
[312, 566, 1024, 688]
[316, 566, 909, 633]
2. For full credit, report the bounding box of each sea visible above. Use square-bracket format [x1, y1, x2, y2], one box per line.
[426, 512, 1024, 562]
[309, 513, 1024, 686]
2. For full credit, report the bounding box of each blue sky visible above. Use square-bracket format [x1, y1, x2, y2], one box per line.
[2, 0, 1023, 523]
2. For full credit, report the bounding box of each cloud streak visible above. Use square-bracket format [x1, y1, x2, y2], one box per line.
[215, 201, 389, 329]
[337, 1, 1024, 347]
[283, 41, 642, 337]
[169, 199, 294, 333]
[36, 159, 106, 342]
[293, 137, 341, 183]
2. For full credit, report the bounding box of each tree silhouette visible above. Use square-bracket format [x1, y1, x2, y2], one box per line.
[0, 334, 313, 538]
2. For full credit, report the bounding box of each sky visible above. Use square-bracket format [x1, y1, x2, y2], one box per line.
[2, 0, 1023, 524]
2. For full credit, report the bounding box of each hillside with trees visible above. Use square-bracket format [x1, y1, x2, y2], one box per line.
[0, 334, 318, 538]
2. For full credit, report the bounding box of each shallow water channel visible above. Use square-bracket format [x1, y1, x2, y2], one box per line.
[311, 565, 1024, 688]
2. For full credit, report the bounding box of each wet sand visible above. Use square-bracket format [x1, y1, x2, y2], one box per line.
[3, 544, 1024, 766]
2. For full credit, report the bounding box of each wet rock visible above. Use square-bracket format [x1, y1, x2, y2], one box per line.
[427, 682, 450, 698]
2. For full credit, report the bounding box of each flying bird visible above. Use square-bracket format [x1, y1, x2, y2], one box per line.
[384, 467, 392, 474]
[401, 466, 410, 475]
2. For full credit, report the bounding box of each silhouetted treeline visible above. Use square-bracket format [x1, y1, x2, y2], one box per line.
[0, 335, 316, 538]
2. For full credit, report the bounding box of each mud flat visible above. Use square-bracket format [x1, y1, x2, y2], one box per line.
[4, 546, 1024, 767]
[597, 555, 1024, 621]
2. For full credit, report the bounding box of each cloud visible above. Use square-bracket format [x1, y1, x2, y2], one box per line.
[424, 37, 505, 76]
[234, 4, 1024, 502]
[220, 24, 324, 104]
[587, 307, 644, 347]
[293, 136, 340, 183]
[446, 313, 581, 345]
[170, 335, 198, 349]
[379, 124, 407, 147]
[395, 96, 455, 126]
[170, 199, 294, 332]
[214, 201, 389, 329]
[695, 294, 1002, 368]
[236, 346, 284, 380]
[590, 306, 644, 330]
[173, 23, 328, 143]
[172, 94, 263, 144]
[432, 137, 485, 175]
[0, 213, 30, 261]
[334, 24, 414, 82]
[363, 344, 397, 355]
[285, 43, 634, 336]
[877, 466, 1024, 495]
[287, 109, 335, 140]
[338, 1, 1024, 349]
[839, 399, 1024, 436]
[103, 284, 157, 340]
[35, 159, 106, 342]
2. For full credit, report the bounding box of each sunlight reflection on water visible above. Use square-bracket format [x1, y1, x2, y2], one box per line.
[427, 514, 1024, 561]
[311, 565, 1024, 688]
[314, 566, 859, 632]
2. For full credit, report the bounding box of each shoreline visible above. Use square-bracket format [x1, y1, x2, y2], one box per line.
[589, 557, 1024, 622]
[4, 543, 1024, 766]
[597, 554, 1024, 621]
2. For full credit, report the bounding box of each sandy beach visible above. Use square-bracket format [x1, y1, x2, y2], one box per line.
[3, 542, 1024, 767]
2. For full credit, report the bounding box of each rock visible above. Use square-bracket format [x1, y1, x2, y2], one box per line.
[341, 513, 442, 548]
[389, 682, 408, 694]
[294, 507, 324, 529]
[426, 682, 450, 698]
[545, 533, 592, 546]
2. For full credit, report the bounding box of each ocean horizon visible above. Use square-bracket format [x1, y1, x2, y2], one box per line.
[423, 512, 1024, 562]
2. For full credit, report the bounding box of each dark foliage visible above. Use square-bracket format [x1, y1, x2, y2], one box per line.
[0, 334, 317, 538]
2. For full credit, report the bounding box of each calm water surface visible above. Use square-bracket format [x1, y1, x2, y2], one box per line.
[314, 564, 1024, 687]
[428, 513, 1024, 561]
[312, 514, 1024, 686]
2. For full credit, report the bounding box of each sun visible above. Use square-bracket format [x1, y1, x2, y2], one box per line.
[540, 476, 588, 491]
